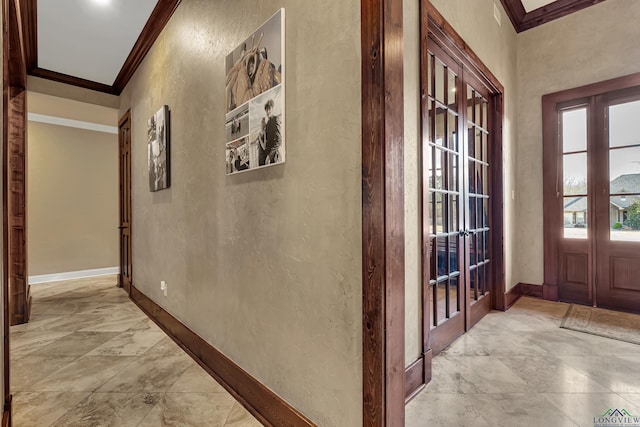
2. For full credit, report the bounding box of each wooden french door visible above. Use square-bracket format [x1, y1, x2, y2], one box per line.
[544, 75, 640, 314]
[594, 91, 640, 312]
[118, 111, 132, 294]
[424, 44, 465, 354]
[423, 41, 496, 355]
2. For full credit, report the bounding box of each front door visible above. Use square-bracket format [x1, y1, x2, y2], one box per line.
[118, 111, 132, 294]
[546, 81, 640, 313]
[594, 93, 640, 311]
[424, 41, 498, 355]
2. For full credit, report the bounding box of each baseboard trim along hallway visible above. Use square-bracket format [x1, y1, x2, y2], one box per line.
[28, 267, 119, 284]
[129, 285, 315, 427]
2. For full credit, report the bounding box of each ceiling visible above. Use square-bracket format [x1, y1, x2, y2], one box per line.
[520, 0, 555, 12]
[500, 0, 609, 32]
[24, 0, 607, 94]
[23, 0, 182, 94]
[38, 0, 158, 86]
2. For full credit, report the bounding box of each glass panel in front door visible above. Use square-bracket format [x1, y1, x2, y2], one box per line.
[608, 101, 640, 242]
[562, 108, 588, 239]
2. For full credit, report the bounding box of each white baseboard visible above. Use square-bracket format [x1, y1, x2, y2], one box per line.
[29, 267, 120, 284]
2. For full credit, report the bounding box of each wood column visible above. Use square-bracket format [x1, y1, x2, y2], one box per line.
[7, 86, 28, 326]
[361, 0, 405, 425]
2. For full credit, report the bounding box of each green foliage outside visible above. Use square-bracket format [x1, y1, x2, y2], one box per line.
[613, 222, 623, 230]
[624, 201, 640, 230]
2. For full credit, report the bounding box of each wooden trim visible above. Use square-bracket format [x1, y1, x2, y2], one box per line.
[425, 3, 504, 95]
[541, 92, 561, 295]
[361, 0, 405, 425]
[29, 68, 116, 94]
[7, 87, 29, 326]
[2, 395, 11, 427]
[129, 285, 314, 427]
[490, 90, 506, 311]
[18, 0, 35, 72]
[499, 0, 609, 33]
[418, 0, 430, 387]
[503, 283, 521, 310]
[404, 358, 425, 404]
[7, 0, 25, 88]
[112, 0, 182, 94]
[542, 72, 640, 106]
[422, 348, 432, 383]
[3, 0, 11, 410]
[520, 283, 543, 298]
[499, 0, 526, 31]
[543, 283, 559, 301]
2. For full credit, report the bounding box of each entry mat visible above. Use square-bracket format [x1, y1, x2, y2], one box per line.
[560, 304, 640, 346]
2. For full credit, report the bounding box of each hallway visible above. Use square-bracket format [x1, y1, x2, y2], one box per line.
[406, 297, 640, 427]
[9, 276, 261, 426]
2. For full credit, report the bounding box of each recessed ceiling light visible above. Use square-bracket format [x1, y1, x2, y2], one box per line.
[91, 0, 111, 6]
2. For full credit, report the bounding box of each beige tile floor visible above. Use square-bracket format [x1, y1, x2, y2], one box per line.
[406, 297, 640, 427]
[12, 277, 640, 426]
[10, 276, 261, 427]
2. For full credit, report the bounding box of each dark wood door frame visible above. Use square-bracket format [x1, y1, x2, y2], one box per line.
[118, 110, 132, 295]
[5, 0, 29, 329]
[361, 0, 405, 425]
[3, 0, 30, 423]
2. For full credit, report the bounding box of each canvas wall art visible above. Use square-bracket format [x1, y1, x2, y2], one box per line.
[148, 105, 170, 191]
[225, 9, 285, 175]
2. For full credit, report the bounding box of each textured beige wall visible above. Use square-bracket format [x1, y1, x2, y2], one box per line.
[516, 0, 640, 285]
[118, 1, 361, 425]
[28, 92, 119, 126]
[27, 121, 119, 276]
[27, 76, 120, 109]
[404, 0, 422, 366]
[404, 0, 519, 365]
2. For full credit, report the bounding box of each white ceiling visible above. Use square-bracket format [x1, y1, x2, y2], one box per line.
[37, 0, 158, 85]
[520, 0, 556, 13]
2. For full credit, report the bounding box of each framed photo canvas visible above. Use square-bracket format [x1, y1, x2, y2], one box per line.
[148, 105, 170, 191]
[225, 9, 285, 175]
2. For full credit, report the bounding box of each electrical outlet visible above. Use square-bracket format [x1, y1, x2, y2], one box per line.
[160, 280, 167, 296]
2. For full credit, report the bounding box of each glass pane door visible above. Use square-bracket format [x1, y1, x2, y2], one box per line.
[594, 96, 640, 312]
[562, 108, 588, 239]
[466, 85, 490, 307]
[424, 45, 466, 354]
[427, 54, 462, 329]
[608, 101, 640, 242]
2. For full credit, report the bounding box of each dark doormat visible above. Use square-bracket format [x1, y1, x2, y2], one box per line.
[560, 304, 640, 345]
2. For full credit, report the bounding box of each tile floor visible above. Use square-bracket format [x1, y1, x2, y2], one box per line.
[10, 276, 261, 427]
[406, 297, 640, 427]
[11, 277, 640, 426]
